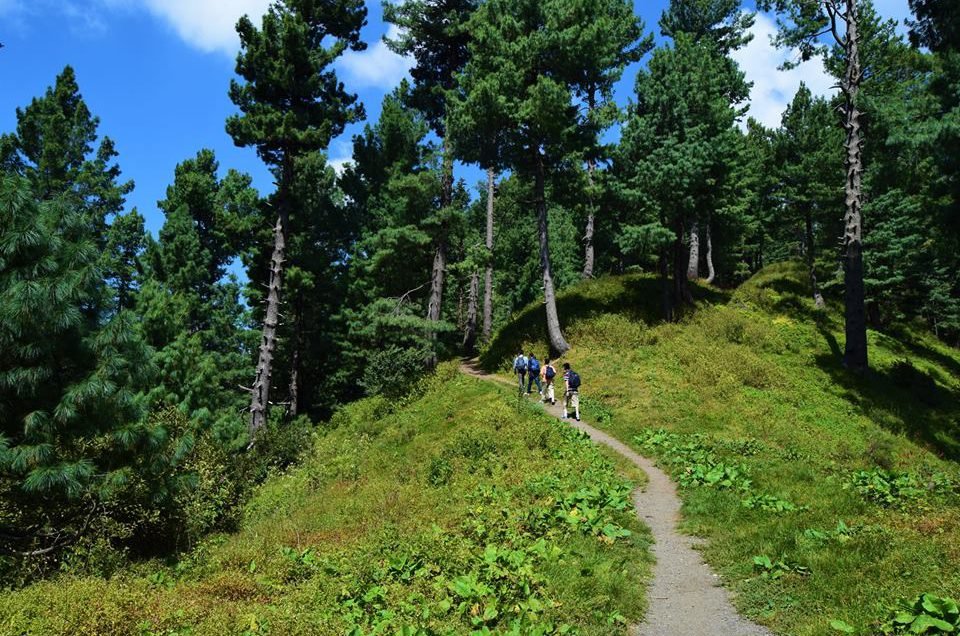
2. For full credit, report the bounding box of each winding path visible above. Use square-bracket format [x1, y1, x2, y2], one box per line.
[461, 361, 773, 636]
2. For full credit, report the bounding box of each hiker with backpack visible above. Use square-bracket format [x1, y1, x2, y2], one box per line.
[526, 353, 542, 395]
[513, 350, 528, 393]
[541, 358, 557, 405]
[562, 362, 581, 421]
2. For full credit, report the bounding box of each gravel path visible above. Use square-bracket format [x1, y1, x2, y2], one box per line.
[461, 361, 773, 636]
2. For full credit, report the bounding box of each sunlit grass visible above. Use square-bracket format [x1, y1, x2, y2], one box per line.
[484, 261, 960, 635]
[0, 365, 652, 635]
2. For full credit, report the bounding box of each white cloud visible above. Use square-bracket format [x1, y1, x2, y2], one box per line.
[128, 0, 272, 56]
[328, 157, 353, 176]
[732, 12, 837, 129]
[337, 24, 413, 90]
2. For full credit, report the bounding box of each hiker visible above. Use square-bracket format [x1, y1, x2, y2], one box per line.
[541, 358, 557, 405]
[562, 362, 581, 421]
[513, 350, 528, 393]
[526, 353, 542, 395]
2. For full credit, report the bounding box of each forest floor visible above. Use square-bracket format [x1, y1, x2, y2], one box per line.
[461, 359, 772, 636]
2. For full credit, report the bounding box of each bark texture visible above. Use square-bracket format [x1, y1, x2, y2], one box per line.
[425, 139, 454, 367]
[249, 210, 286, 441]
[482, 168, 495, 342]
[534, 150, 570, 355]
[687, 221, 700, 281]
[672, 219, 694, 310]
[705, 222, 716, 285]
[840, 0, 868, 372]
[805, 212, 826, 310]
[287, 290, 303, 417]
[582, 158, 596, 279]
[462, 270, 479, 354]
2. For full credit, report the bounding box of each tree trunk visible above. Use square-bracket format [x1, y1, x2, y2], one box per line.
[672, 219, 694, 309]
[687, 221, 700, 281]
[425, 137, 454, 367]
[805, 212, 826, 309]
[482, 168, 495, 342]
[534, 149, 570, 355]
[659, 246, 673, 322]
[463, 270, 479, 354]
[249, 209, 287, 442]
[287, 290, 303, 418]
[841, 0, 868, 372]
[582, 158, 596, 279]
[705, 221, 716, 285]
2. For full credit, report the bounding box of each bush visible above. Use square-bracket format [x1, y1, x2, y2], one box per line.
[361, 345, 432, 399]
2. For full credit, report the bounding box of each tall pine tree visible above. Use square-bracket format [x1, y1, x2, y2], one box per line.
[227, 0, 366, 441]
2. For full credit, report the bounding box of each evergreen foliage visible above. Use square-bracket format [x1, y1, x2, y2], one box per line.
[0, 176, 155, 556]
[615, 9, 751, 317]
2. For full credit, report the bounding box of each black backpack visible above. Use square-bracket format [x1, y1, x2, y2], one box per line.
[545, 365, 556, 380]
[567, 370, 581, 389]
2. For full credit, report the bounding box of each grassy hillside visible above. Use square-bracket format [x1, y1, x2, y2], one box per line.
[0, 365, 651, 635]
[483, 262, 960, 635]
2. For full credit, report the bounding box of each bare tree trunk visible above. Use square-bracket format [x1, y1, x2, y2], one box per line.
[672, 219, 694, 309]
[582, 90, 598, 280]
[482, 168, 495, 342]
[287, 290, 303, 417]
[705, 221, 716, 285]
[659, 246, 673, 322]
[534, 149, 570, 355]
[425, 138, 454, 367]
[841, 0, 868, 372]
[249, 209, 287, 442]
[805, 212, 826, 309]
[463, 270, 479, 354]
[687, 221, 700, 281]
[582, 158, 596, 279]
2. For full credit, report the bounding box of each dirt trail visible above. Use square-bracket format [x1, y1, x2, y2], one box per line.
[460, 360, 773, 636]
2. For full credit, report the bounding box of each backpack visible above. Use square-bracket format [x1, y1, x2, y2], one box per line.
[513, 355, 527, 372]
[528, 358, 541, 374]
[567, 370, 581, 390]
[545, 365, 556, 380]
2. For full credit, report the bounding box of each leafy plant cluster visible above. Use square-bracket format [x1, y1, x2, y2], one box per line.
[751, 554, 811, 580]
[323, 403, 643, 635]
[847, 468, 958, 509]
[879, 594, 960, 635]
[633, 428, 803, 514]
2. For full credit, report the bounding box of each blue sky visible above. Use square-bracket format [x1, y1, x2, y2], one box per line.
[1, 0, 912, 237]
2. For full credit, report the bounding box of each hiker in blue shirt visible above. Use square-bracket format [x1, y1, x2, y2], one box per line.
[526, 352, 543, 396]
[513, 350, 528, 393]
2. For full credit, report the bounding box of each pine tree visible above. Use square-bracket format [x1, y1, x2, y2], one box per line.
[384, 0, 478, 364]
[558, 0, 651, 279]
[758, 0, 871, 372]
[137, 150, 259, 434]
[0, 65, 136, 309]
[454, 0, 639, 354]
[775, 84, 844, 308]
[103, 208, 148, 313]
[616, 26, 750, 317]
[227, 0, 366, 441]
[340, 84, 446, 389]
[0, 176, 154, 555]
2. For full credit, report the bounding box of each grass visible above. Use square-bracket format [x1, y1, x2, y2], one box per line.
[0, 364, 652, 635]
[482, 261, 960, 635]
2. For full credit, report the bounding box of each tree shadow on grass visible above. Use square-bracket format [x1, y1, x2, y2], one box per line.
[479, 275, 727, 371]
[813, 331, 960, 463]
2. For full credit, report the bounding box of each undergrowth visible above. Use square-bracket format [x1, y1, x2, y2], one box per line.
[0, 364, 652, 635]
[484, 261, 960, 636]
